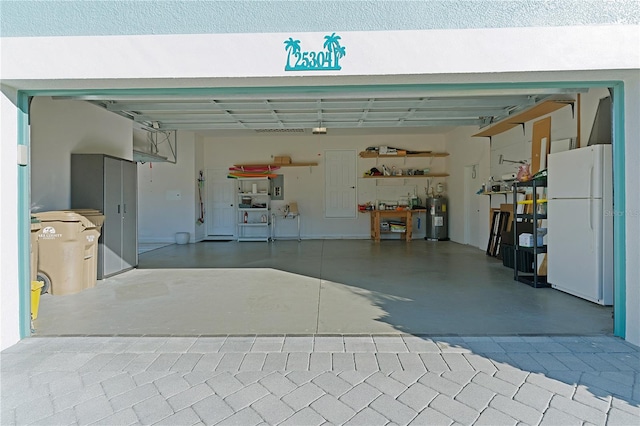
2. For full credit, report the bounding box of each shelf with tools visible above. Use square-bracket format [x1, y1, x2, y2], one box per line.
[236, 177, 272, 242]
[362, 174, 449, 179]
[512, 177, 548, 288]
[234, 162, 318, 168]
[359, 151, 449, 158]
[359, 151, 449, 179]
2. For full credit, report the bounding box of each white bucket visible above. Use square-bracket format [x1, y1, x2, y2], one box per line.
[175, 232, 190, 245]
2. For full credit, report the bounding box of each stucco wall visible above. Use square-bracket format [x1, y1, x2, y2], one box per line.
[2, 1, 637, 37]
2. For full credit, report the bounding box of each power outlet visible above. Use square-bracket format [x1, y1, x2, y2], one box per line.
[274, 187, 282, 197]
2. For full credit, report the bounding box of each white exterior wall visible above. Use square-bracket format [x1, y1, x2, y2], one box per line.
[0, 92, 21, 350]
[1, 24, 638, 347]
[2, 27, 638, 80]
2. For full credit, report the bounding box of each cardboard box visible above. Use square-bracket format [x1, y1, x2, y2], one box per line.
[274, 156, 291, 164]
[519, 233, 534, 247]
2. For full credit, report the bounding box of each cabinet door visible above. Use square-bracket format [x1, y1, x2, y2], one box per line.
[121, 160, 138, 269]
[103, 157, 123, 277]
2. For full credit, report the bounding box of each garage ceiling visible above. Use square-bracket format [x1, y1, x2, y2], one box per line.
[61, 87, 583, 133]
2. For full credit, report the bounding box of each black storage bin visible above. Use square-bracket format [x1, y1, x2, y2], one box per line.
[501, 243, 514, 268]
[501, 243, 534, 273]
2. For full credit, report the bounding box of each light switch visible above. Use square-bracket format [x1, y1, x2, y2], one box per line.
[17, 145, 28, 166]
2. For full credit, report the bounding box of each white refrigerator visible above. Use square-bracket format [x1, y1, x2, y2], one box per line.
[547, 145, 613, 305]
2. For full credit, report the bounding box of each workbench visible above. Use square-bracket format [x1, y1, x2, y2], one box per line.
[368, 209, 426, 242]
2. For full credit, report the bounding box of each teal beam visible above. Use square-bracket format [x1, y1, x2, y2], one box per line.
[23, 82, 600, 99]
[612, 83, 626, 338]
[17, 92, 31, 338]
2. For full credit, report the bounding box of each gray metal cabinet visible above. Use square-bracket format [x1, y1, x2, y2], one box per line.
[71, 154, 138, 278]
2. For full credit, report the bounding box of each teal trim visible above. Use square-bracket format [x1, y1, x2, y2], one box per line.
[612, 83, 626, 338]
[16, 79, 627, 339]
[22, 81, 622, 98]
[17, 92, 31, 339]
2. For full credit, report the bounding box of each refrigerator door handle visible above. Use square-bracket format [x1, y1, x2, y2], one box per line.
[589, 199, 593, 231]
[589, 166, 594, 199]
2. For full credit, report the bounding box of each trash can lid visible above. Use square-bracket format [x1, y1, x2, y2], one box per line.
[32, 211, 97, 228]
[70, 209, 102, 215]
[68, 209, 105, 228]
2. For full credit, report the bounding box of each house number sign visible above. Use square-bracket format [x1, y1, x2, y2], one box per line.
[284, 33, 346, 71]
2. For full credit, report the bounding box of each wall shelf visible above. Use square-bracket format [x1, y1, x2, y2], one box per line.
[359, 151, 448, 158]
[236, 178, 271, 242]
[234, 162, 318, 168]
[363, 173, 449, 179]
[481, 190, 512, 196]
[473, 99, 574, 138]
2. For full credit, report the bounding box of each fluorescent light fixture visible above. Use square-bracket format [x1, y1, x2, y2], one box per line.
[312, 127, 327, 134]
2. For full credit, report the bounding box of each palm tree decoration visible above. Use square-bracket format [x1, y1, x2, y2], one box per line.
[323, 33, 345, 69]
[284, 37, 301, 70]
[334, 45, 346, 68]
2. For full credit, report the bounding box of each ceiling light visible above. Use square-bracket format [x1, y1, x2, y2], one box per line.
[312, 127, 327, 134]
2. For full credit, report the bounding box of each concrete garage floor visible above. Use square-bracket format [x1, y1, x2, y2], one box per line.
[34, 240, 613, 336]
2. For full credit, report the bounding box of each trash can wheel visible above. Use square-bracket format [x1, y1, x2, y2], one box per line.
[36, 272, 51, 295]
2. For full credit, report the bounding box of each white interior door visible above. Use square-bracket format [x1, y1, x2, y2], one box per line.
[325, 150, 357, 218]
[464, 164, 481, 248]
[206, 169, 236, 238]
